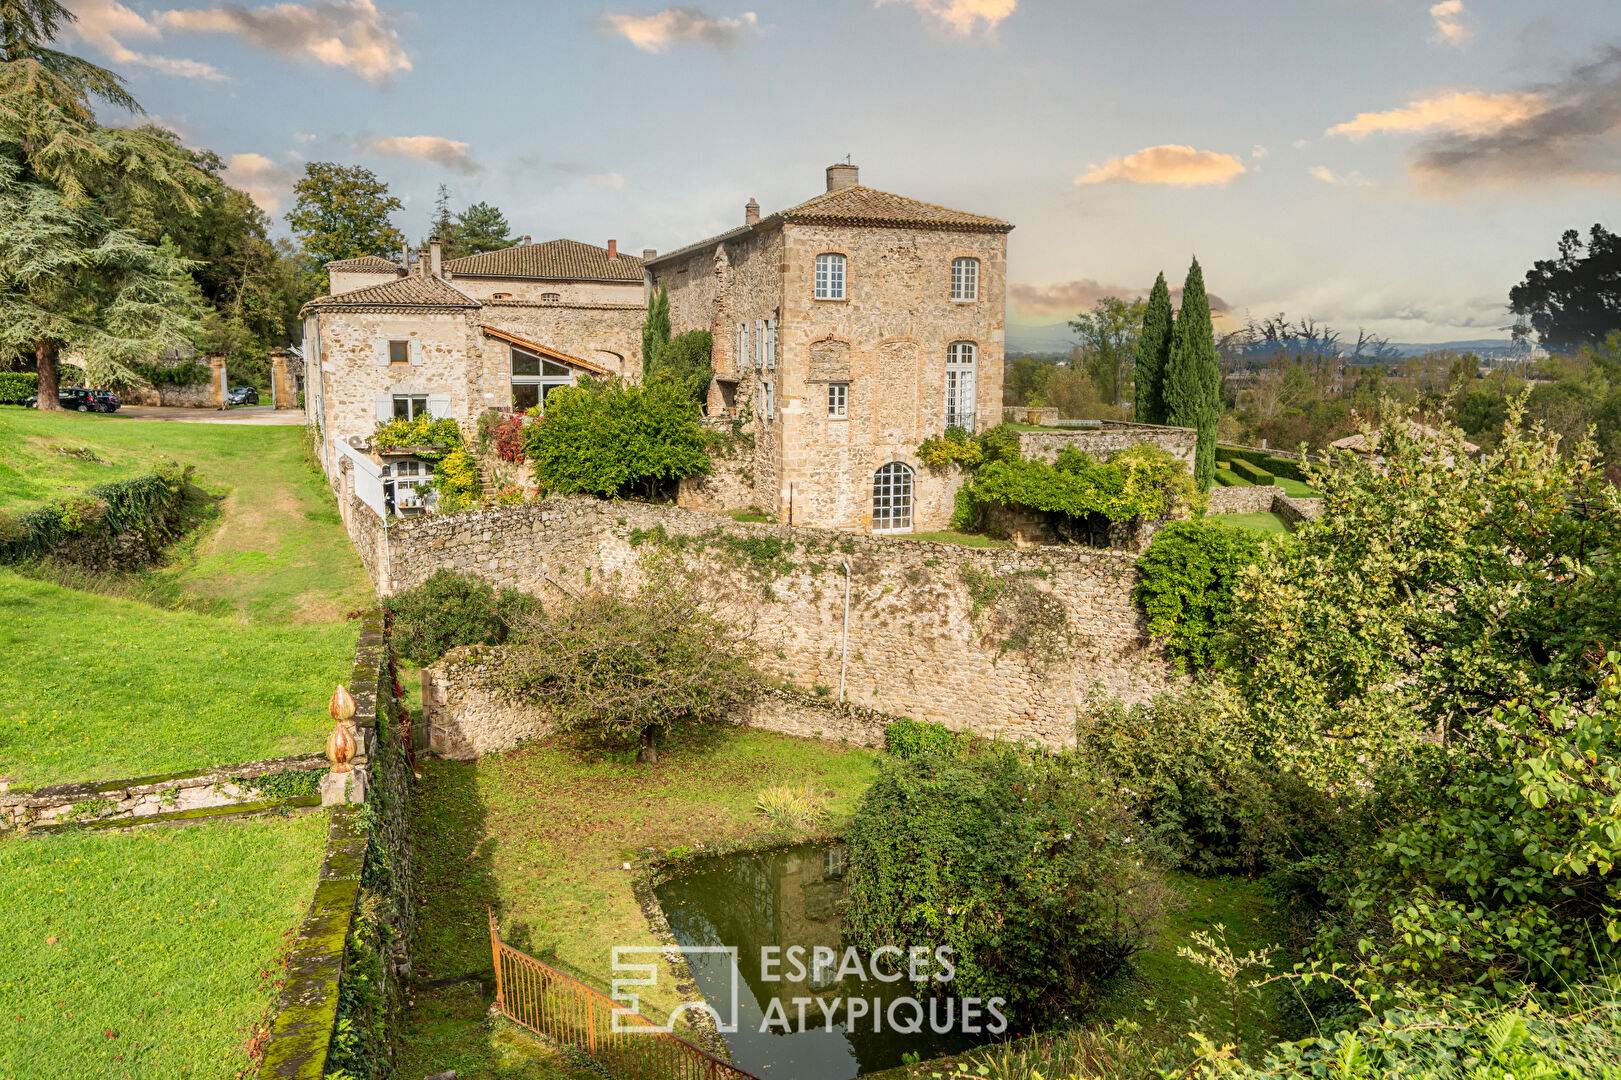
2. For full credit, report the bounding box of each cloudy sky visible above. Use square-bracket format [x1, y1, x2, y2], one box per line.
[62, 0, 1621, 343]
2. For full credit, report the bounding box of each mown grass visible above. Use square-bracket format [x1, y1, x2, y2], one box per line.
[0, 407, 371, 624]
[0, 570, 355, 787]
[397, 982, 604, 1080]
[1214, 512, 1293, 535]
[910, 530, 1012, 548]
[0, 812, 327, 1080]
[407, 727, 878, 1065]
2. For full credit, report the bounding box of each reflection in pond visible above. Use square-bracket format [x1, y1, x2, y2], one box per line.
[654, 843, 1001, 1079]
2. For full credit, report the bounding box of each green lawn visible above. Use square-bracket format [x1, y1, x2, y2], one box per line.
[1214, 512, 1293, 535]
[404, 728, 878, 1074]
[0, 812, 327, 1080]
[1274, 477, 1319, 498]
[0, 407, 371, 624]
[0, 570, 356, 787]
[909, 529, 1011, 548]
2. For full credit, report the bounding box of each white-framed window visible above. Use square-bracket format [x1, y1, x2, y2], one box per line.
[511, 346, 575, 413]
[392, 393, 428, 420]
[828, 382, 847, 418]
[388, 340, 411, 365]
[951, 257, 980, 302]
[945, 340, 977, 430]
[540, 292, 560, 303]
[872, 462, 914, 533]
[814, 253, 846, 300]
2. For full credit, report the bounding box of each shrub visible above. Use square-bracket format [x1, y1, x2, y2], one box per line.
[843, 744, 1170, 1025]
[883, 716, 962, 757]
[524, 378, 711, 498]
[966, 444, 1199, 525]
[648, 329, 715, 401]
[429, 446, 480, 504]
[1132, 518, 1264, 670]
[492, 416, 526, 463]
[496, 565, 760, 763]
[918, 426, 985, 469]
[0, 462, 204, 569]
[383, 569, 537, 665]
[754, 785, 828, 830]
[1228, 458, 1275, 486]
[371, 415, 462, 454]
[0, 371, 38, 403]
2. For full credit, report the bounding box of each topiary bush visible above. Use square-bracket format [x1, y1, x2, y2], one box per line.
[883, 716, 962, 757]
[384, 569, 540, 665]
[1228, 458, 1276, 486]
[1132, 517, 1265, 670]
[843, 743, 1170, 1025]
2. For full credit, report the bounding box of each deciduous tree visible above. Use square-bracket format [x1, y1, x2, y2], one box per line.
[285, 162, 404, 293]
[1510, 224, 1621, 350]
[1071, 295, 1145, 407]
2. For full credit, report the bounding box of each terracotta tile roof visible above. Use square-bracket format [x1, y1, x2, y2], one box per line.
[481, 326, 613, 375]
[444, 239, 644, 282]
[323, 255, 404, 272]
[780, 185, 1012, 232]
[305, 274, 481, 311]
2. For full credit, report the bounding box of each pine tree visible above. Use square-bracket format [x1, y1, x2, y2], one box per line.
[1133, 271, 1173, 424]
[641, 283, 670, 368]
[455, 201, 514, 256]
[429, 183, 458, 255]
[1163, 257, 1221, 490]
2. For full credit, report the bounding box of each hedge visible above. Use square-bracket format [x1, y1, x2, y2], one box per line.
[1228, 458, 1275, 486]
[1216, 444, 1310, 483]
[0, 463, 204, 569]
[0, 372, 39, 404]
[1213, 468, 1246, 487]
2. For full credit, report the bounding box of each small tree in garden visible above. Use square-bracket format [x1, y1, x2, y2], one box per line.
[497, 567, 761, 764]
[1132, 517, 1264, 670]
[641, 282, 670, 367]
[1134, 272, 1173, 424]
[384, 568, 538, 665]
[1163, 258, 1221, 489]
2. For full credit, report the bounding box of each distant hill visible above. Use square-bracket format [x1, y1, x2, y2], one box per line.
[1007, 323, 1520, 361]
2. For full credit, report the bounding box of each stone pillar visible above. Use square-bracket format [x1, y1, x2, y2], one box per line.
[269, 350, 297, 409]
[208, 356, 226, 409]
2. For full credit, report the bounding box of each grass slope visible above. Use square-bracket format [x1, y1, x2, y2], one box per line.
[0, 408, 371, 623]
[0, 571, 355, 787]
[402, 729, 877, 1075]
[0, 813, 327, 1080]
[1214, 512, 1293, 535]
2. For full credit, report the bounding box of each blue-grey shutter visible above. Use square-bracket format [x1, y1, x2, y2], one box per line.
[375, 393, 392, 422]
[426, 393, 451, 419]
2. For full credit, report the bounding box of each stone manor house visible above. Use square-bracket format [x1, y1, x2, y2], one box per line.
[303, 163, 1012, 533]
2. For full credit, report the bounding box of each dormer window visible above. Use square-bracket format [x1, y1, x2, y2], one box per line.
[491, 292, 512, 300]
[814, 253, 846, 300]
[541, 292, 561, 303]
[951, 257, 979, 302]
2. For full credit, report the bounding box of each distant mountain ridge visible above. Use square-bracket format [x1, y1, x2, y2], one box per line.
[1006, 322, 1517, 359]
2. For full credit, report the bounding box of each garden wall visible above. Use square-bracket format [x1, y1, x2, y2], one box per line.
[1275, 494, 1323, 526]
[257, 611, 414, 1080]
[125, 382, 217, 408]
[1206, 485, 1286, 515]
[0, 754, 326, 830]
[1018, 421, 1196, 467]
[422, 648, 891, 757]
[357, 495, 1173, 745]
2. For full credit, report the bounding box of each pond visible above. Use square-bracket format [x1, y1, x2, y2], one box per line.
[654, 842, 1003, 1080]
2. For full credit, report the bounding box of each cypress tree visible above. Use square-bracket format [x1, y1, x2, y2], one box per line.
[641, 283, 670, 369]
[1163, 257, 1221, 490]
[1133, 271, 1173, 424]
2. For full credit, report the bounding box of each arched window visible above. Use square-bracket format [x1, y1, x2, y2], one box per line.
[814, 253, 846, 300]
[945, 341, 977, 430]
[951, 257, 979, 301]
[872, 462, 914, 534]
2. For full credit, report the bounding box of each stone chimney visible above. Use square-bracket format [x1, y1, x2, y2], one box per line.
[399, 240, 409, 270]
[521, 235, 531, 246]
[745, 197, 760, 225]
[607, 239, 618, 259]
[826, 162, 859, 192]
[642, 248, 657, 261]
[416, 247, 428, 278]
[428, 235, 442, 277]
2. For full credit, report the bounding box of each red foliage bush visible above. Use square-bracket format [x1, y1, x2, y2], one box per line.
[494, 416, 527, 463]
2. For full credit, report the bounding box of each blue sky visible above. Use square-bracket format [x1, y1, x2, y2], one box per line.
[63, 0, 1621, 342]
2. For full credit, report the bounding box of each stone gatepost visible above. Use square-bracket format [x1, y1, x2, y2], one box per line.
[269, 350, 297, 409]
[207, 356, 227, 409]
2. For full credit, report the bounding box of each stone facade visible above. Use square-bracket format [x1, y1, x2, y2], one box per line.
[359, 494, 1171, 745]
[1274, 493, 1323, 525]
[650, 163, 1012, 534]
[1018, 421, 1196, 466]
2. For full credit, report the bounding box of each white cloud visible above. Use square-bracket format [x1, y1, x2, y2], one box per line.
[157, 0, 410, 86]
[356, 135, 480, 175]
[64, 0, 226, 80]
[1076, 145, 1247, 187]
[877, 0, 1016, 36]
[1310, 165, 1371, 186]
[601, 8, 758, 52]
[1430, 0, 1470, 46]
[293, 131, 318, 144]
[1328, 90, 1545, 139]
[587, 172, 628, 190]
[222, 151, 302, 213]
[1251, 144, 1269, 160]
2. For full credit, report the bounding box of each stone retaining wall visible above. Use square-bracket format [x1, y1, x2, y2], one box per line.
[364, 495, 1171, 745]
[1274, 493, 1323, 526]
[422, 649, 899, 757]
[0, 754, 326, 830]
[1207, 484, 1286, 515]
[1018, 422, 1196, 467]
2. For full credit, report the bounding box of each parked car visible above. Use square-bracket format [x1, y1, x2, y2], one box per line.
[225, 386, 260, 406]
[25, 387, 120, 412]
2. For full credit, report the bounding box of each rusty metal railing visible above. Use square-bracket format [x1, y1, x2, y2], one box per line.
[488, 910, 760, 1080]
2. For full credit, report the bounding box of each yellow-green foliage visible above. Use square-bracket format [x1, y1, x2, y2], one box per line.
[431, 446, 480, 502]
[754, 785, 829, 830]
[371, 415, 462, 454]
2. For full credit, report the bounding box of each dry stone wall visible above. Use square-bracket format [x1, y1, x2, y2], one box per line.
[359, 495, 1172, 745]
[1207, 484, 1286, 515]
[1018, 422, 1196, 466]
